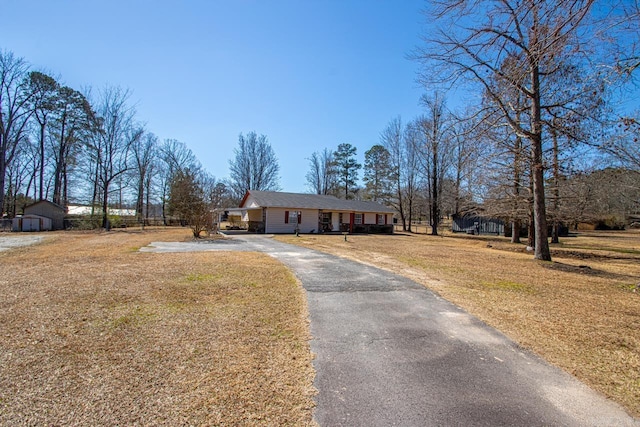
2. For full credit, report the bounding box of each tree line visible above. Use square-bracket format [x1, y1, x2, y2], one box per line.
[302, 1, 639, 262]
[0, 49, 288, 234]
[3, 1, 640, 253]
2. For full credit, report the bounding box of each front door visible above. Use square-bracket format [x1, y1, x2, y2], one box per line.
[321, 212, 332, 232]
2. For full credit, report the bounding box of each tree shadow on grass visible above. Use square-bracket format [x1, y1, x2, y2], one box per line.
[540, 260, 637, 283]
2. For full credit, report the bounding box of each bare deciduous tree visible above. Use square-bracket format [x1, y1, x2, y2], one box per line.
[306, 148, 336, 195]
[229, 131, 280, 199]
[381, 117, 407, 230]
[602, 116, 640, 171]
[449, 111, 483, 217]
[132, 132, 157, 227]
[51, 86, 96, 207]
[27, 71, 58, 201]
[157, 138, 200, 225]
[89, 86, 142, 229]
[415, 0, 595, 260]
[415, 93, 456, 236]
[0, 51, 33, 215]
[381, 117, 422, 232]
[480, 123, 531, 243]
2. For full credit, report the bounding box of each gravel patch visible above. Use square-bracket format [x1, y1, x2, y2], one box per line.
[0, 234, 46, 252]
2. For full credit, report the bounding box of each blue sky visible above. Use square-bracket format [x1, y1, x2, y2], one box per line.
[3, 0, 429, 193]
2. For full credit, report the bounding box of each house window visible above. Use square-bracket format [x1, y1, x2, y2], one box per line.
[354, 213, 363, 225]
[286, 211, 301, 224]
[377, 214, 385, 225]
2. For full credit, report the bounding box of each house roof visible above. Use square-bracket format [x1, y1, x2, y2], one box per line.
[24, 200, 66, 212]
[240, 190, 395, 213]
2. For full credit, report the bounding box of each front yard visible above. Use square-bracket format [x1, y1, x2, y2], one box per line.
[0, 229, 315, 425]
[2, 226, 638, 421]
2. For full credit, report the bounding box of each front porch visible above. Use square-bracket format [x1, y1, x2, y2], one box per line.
[318, 210, 392, 234]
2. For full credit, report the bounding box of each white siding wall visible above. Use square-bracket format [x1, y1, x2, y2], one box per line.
[300, 209, 319, 233]
[364, 213, 376, 224]
[265, 208, 319, 233]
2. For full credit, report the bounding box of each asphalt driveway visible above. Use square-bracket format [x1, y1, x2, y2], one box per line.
[143, 235, 639, 426]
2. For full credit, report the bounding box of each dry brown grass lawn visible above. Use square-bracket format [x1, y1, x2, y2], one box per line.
[276, 229, 640, 417]
[0, 228, 315, 426]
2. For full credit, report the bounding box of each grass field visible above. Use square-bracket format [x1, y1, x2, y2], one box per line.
[2, 227, 638, 422]
[276, 229, 640, 417]
[0, 228, 315, 426]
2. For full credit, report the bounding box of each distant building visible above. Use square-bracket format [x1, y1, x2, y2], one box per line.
[67, 205, 136, 217]
[452, 214, 504, 235]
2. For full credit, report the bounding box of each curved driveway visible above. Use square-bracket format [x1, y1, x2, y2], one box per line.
[142, 235, 639, 426]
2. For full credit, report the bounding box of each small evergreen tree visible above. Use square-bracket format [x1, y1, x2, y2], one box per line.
[168, 169, 212, 237]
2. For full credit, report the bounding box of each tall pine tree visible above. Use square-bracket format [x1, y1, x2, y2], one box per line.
[333, 143, 361, 200]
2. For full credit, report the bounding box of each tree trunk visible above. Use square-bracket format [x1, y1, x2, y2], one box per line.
[91, 154, 100, 214]
[431, 142, 439, 236]
[25, 171, 35, 204]
[62, 156, 69, 208]
[531, 154, 551, 259]
[39, 121, 46, 201]
[102, 187, 110, 230]
[454, 166, 461, 216]
[162, 184, 169, 226]
[407, 195, 413, 233]
[399, 207, 407, 232]
[531, 146, 550, 261]
[145, 175, 152, 226]
[512, 129, 523, 243]
[0, 155, 6, 216]
[136, 170, 145, 226]
[53, 111, 68, 205]
[551, 125, 560, 244]
[527, 218, 535, 248]
[102, 168, 110, 230]
[529, 43, 551, 260]
[53, 143, 65, 206]
[527, 176, 535, 249]
[511, 219, 521, 243]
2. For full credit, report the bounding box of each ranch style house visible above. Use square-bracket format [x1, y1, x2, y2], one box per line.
[230, 190, 395, 234]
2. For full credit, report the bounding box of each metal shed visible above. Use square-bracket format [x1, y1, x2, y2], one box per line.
[452, 214, 504, 235]
[12, 214, 53, 232]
